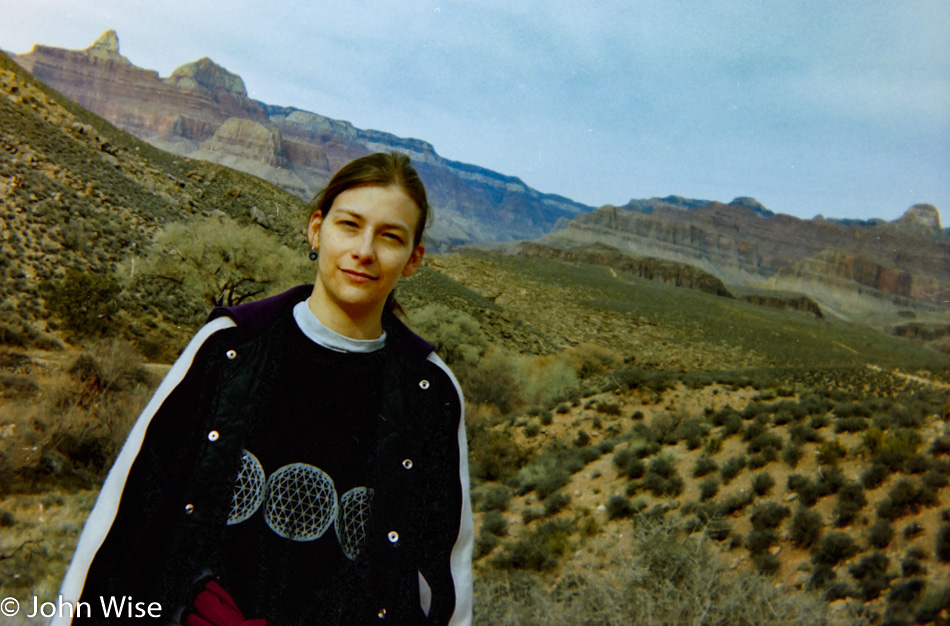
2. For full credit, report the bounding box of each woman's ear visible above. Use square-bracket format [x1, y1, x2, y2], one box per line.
[307, 211, 323, 249]
[401, 244, 425, 277]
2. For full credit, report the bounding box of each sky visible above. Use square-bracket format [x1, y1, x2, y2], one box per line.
[1, 0, 948, 222]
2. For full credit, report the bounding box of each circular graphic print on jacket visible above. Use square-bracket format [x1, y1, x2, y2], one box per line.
[263, 463, 339, 541]
[335, 487, 374, 560]
[227, 449, 266, 526]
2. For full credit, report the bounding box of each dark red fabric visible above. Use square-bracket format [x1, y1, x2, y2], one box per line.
[183, 578, 270, 626]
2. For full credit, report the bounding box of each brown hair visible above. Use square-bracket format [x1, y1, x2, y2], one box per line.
[308, 151, 430, 247]
[308, 152, 429, 315]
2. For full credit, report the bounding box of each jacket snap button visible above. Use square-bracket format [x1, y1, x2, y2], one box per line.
[418, 379, 429, 389]
[387, 531, 399, 544]
[402, 459, 413, 470]
[184, 503, 195, 515]
[377, 608, 387, 619]
[226, 349, 237, 360]
[208, 430, 219, 442]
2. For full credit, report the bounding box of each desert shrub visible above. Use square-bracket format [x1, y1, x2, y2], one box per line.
[861, 463, 889, 490]
[867, 518, 894, 549]
[930, 435, 950, 456]
[479, 516, 830, 625]
[704, 435, 723, 455]
[699, 476, 720, 502]
[746, 528, 779, 555]
[811, 531, 859, 566]
[555, 403, 570, 414]
[772, 409, 794, 426]
[613, 447, 646, 479]
[751, 472, 775, 496]
[475, 483, 512, 512]
[710, 407, 743, 436]
[848, 552, 893, 601]
[539, 411, 553, 426]
[788, 423, 823, 445]
[719, 455, 746, 484]
[741, 417, 769, 442]
[578, 445, 602, 465]
[474, 531, 500, 559]
[796, 465, 847, 505]
[747, 449, 777, 469]
[884, 580, 927, 625]
[746, 432, 783, 456]
[544, 492, 572, 517]
[904, 453, 932, 475]
[606, 494, 636, 520]
[573, 429, 590, 447]
[923, 468, 950, 491]
[719, 490, 754, 515]
[807, 563, 837, 591]
[782, 443, 804, 468]
[877, 478, 926, 521]
[752, 553, 780, 576]
[902, 521, 923, 539]
[693, 456, 717, 478]
[630, 410, 644, 421]
[564, 343, 623, 378]
[673, 418, 707, 450]
[834, 416, 869, 434]
[493, 518, 573, 571]
[597, 401, 622, 416]
[641, 454, 683, 497]
[750, 502, 790, 531]
[521, 507, 545, 524]
[873, 428, 922, 471]
[41, 269, 121, 336]
[833, 482, 867, 527]
[809, 414, 831, 429]
[409, 303, 486, 366]
[706, 518, 731, 542]
[914, 584, 950, 624]
[938, 523, 950, 563]
[790, 508, 823, 549]
[482, 511, 509, 537]
[891, 405, 925, 429]
[524, 419, 541, 437]
[0, 509, 14, 527]
[816, 439, 847, 465]
[468, 428, 532, 483]
[514, 455, 571, 499]
[901, 548, 928, 577]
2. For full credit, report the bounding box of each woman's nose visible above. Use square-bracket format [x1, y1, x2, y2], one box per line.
[352, 232, 375, 262]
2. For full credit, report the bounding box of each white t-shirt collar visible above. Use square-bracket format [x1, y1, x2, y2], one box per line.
[292, 300, 387, 353]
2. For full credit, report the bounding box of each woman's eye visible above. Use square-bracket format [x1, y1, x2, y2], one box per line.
[383, 233, 404, 243]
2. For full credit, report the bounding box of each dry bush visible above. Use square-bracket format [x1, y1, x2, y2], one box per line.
[563, 343, 623, 378]
[0, 340, 154, 494]
[475, 516, 841, 625]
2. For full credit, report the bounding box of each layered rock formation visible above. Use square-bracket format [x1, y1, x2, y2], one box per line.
[515, 242, 733, 297]
[14, 31, 590, 247]
[544, 197, 949, 313]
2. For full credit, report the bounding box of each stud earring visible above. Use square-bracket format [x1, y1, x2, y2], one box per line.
[309, 248, 318, 261]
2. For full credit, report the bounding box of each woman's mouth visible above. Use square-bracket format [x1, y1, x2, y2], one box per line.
[341, 269, 377, 283]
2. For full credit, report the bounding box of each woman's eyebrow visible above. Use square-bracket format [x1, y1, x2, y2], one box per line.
[335, 207, 411, 233]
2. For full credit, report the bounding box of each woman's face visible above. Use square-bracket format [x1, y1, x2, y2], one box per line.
[307, 184, 424, 329]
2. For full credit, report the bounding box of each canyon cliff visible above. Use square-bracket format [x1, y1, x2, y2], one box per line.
[543, 197, 949, 317]
[13, 31, 590, 247]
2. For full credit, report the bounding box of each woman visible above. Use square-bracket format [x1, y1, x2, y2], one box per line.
[55, 153, 473, 625]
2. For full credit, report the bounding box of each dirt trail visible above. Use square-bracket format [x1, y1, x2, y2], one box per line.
[866, 364, 950, 390]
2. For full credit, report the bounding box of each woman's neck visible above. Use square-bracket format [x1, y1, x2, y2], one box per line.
[306, 288, 385, 340]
